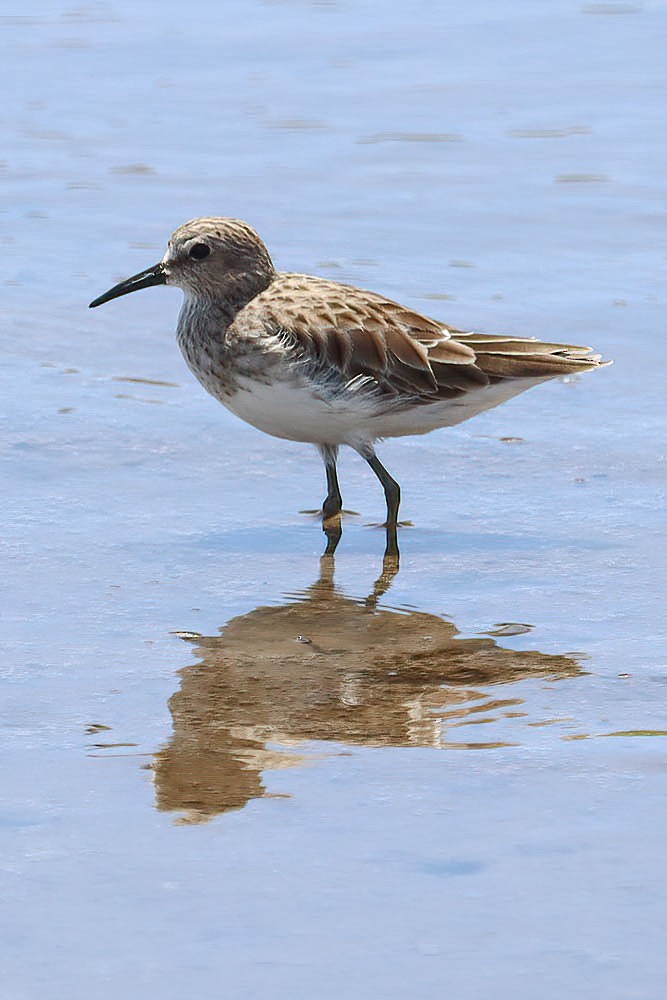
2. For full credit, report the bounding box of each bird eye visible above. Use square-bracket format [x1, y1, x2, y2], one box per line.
[189, 243, 211, 260]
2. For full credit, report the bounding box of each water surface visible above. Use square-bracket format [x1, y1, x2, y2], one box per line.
[2, 2, 666, 998]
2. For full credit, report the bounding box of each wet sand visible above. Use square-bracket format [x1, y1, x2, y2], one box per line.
[2, 2, 667, 998]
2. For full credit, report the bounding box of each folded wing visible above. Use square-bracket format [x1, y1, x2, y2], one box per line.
[242, 274, 609, 400]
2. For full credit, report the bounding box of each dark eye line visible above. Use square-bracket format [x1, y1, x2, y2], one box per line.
[189, 243, 211, 260]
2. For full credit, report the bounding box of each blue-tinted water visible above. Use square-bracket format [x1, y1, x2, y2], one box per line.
[2, 2, 666, 998]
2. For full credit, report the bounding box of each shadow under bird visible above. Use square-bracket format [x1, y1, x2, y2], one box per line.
[90, 217, 609, 550]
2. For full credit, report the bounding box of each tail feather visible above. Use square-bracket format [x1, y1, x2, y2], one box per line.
[450, 332, 611, 379]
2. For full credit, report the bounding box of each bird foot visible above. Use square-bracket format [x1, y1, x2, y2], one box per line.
[299, 508, 361, 518]
[364, 519, 413, 529]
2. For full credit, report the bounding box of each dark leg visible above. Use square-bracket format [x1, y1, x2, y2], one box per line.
[319, 444, 343, 520]
[384, 521, 400, 561]
[363, 447, 401, 559]
[364, 450, 401, 525]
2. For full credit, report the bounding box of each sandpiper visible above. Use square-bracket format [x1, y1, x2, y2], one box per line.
[90, 217, 609, 549]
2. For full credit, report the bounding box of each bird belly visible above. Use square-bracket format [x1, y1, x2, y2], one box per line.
[216, 374, 550, 445]
[367, 377, 550, 437]
[223, 376, 381, 445]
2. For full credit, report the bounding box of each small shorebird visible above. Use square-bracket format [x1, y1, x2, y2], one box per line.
[90, 218, 609, 550]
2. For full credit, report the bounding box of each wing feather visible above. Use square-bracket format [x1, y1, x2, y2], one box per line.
[234, 274, 610, 399]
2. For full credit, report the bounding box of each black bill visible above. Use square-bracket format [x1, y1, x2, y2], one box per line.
[89, 262, 166, 308]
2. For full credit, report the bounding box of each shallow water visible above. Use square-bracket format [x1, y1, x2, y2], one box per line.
[2, 1, 667, 998]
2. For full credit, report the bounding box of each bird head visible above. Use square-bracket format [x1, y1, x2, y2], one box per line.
[89, 217, 275, 308]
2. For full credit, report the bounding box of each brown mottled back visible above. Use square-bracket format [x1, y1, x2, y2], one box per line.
[233, 272, 608, 400]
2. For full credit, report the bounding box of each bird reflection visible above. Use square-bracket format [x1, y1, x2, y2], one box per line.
[152, 548, 581, 823]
